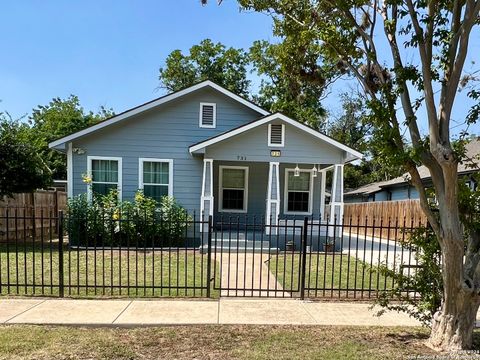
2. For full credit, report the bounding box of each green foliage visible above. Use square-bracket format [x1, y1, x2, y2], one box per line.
[327, 93, 403, 189]
[67, 190, 191, 248]
[458, 172, 480, 232]
[327, 93, 371, 154]
[159, 39, 251, 96]
[249, 40, 328, 129]
[374, 227, 443, 326]
[0, 114, 51, 197]
[158, 38, 330, 129]
[29, 95, 114, 179]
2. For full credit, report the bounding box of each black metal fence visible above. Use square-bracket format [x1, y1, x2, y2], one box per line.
[0, 209, 427, 300]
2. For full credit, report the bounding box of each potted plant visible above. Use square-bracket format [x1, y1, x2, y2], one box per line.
[324, 238, 335, 253]
[286, 240, 295, 251]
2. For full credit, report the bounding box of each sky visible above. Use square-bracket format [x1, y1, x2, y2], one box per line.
[0, 0, 274, 119]
[0, 1, 478, 137]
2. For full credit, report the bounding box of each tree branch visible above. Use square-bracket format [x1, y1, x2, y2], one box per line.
[405, 0, 440, 148]
[438, 0, 480, 145]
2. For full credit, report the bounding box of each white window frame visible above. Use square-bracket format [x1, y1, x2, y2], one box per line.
[87, 156, 123, 201]
[268, 123, 285, 147]
[199, 102, 217, 128]
[218, 165, 249, 213]
[284, 168, 314, 215]
[138, 158, 174, 198]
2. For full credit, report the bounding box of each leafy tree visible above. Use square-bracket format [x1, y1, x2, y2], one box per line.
[159, 38, 330, 129]
[250, 40, 328, 128]
[30, 95, 113, 180]
[327, 92, 372, 189]
[0, 114, 50, 196]
[159, 39, 251, 96]
[328, 92, 403, 189]
[238, 0, 480, 351]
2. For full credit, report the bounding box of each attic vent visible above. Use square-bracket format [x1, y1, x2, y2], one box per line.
[269, 124, 284, 146]
[199, 103, 216, 128]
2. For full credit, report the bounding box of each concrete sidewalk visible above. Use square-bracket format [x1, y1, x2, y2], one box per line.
[0, 298, 422, 327]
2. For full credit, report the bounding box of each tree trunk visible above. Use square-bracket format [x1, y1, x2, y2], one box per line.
[428, 230, 480, 351]
[429, 294, 479, 350]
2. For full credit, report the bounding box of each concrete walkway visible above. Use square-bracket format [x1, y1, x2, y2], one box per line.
[0, 298, 423, 327]
[218, 253, 286, 297]
[342, 232, 416, 270]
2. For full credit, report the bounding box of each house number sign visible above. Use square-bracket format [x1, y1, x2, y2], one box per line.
[270, 150, 281, 157]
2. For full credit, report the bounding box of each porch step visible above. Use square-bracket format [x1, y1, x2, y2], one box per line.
[199, 239, 279, 254]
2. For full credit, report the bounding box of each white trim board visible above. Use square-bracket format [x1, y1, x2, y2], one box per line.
[268, 123, 285, 147]
[284, 168, 314, 216]
[190, 113, 363, 161]
[199, 102, 217, 128]
[138, 158, 174, 197]
[87, 156, 123, 201]
[218, 165, 249, 213]
[49, 80, 269, 150]
[67, 143, 73, 198]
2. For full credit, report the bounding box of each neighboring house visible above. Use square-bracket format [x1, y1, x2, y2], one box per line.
[49, 80, 362, 230]
[344, 138, 480, 203]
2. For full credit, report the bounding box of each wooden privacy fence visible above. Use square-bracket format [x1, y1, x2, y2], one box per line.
[343, 199, 428, 240]
[0, 190, 67, 242]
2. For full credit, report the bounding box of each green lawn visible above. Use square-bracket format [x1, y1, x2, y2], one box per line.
[0, 242, 216, 297]
[0, 325, 439, 359]
[1, 241, 394, 299]
[269, 253, 393, 297]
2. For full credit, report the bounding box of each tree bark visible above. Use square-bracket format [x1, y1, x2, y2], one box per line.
[428, 223, 480, 350]
[429, 282, 480, 350]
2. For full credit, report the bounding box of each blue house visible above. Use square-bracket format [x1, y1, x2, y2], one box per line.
[49, 81, 362, 231]
[344, 138, 480, 203]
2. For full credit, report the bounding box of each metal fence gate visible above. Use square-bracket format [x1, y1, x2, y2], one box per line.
[211, 218, 307, 298]
[0, 209, 426, 300]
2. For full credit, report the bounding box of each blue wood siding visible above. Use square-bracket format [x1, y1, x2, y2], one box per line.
[391, 186, 409, 201]
[71, 87, 262, 212]
[212, 161, 323, 219]
[213, 161, 269, 218]
[409, 187, 420, 199]
[373, 191, 389, 201]
[205, 121, 345, 164]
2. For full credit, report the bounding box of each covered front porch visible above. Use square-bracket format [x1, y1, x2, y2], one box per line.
[201, 159, 344, 225]
[189, 112, 362, 244]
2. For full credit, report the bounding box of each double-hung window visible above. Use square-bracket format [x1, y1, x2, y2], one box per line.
[139, 158, 173, 202]
[284, 170, 313, 214]
[87, 156, 122, 199]
[219, 166, 248, 212]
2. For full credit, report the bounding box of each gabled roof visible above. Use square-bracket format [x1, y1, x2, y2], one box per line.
[189, 112, 364, 161]
[345, 138, 480, 196]
[49, 80, 270, 150]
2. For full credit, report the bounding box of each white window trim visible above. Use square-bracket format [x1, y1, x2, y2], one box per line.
[284, 168, 314, 215]
[268, 123, 285, 147]
[138, 158, 174, 197]
[199, 102, 217, 128]
[218, 165, 249, 213]
[87, 156, 123, 201]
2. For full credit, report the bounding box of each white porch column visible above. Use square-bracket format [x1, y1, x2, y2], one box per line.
[67, 142, 73, 198]
[200, 158, 214, 232]
[319, 169, 326, 220]
[329, 164, 344, 237]
[266, 162, 280, 235]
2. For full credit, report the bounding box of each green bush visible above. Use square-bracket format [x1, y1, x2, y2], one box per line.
[67, 190, 192, 248]
[373, 226, 442, 326]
